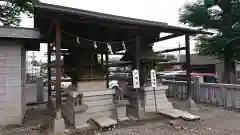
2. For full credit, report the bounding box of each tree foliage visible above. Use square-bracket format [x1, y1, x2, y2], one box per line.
[179, 0, 240, 83]
[0, 0, 36, 26]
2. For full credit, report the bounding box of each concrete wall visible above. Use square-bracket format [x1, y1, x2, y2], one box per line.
[180, 54, 220, 65]
[0, 41, 26, 126]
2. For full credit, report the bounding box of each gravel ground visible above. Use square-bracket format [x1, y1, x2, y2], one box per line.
[0, 105, 52, 135]
[97, 98, 240, 135]
[2, 98, 240, 135]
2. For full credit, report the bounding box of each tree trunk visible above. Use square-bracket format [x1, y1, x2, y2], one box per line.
[223, 58, 236, 84]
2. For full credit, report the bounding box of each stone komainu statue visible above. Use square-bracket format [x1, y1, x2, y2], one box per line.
[114, 85, 124, 101]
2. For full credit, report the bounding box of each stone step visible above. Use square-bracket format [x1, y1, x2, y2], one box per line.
[157, 108, 181, 119]
[82, 95, 112, 102]
[171, 109, 200, 120]
[84, 98, 113, 107]
[91, 116, 117, 128]
[86, 104, 114, 113]
[157, 108, 200, 120]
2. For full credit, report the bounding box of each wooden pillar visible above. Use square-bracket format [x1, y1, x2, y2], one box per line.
[101, 54, 104, 65]
[105, 52, 109, 88]
[47, 43, 52, 105]
[55, 21, 62, 110]
[185, 35, 192, 99]
[136, 37, 141, 119]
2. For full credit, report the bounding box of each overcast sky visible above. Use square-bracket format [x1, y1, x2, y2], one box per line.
[21, 0, 197, 62]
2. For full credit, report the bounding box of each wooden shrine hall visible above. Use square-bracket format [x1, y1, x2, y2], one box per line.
[33, 2, 211, 133]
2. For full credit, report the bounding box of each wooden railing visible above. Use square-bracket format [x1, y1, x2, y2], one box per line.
[164, 78, 240, 110]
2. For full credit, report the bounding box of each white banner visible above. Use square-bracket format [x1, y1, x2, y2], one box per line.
[132, 69, 140, 88]
[150, 69, 157, 88]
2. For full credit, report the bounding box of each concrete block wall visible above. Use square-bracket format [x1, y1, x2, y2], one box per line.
[0, 41, 26, 126]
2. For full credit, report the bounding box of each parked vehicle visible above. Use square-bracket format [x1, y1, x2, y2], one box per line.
[191, 73, 219, 83]
[160, 71, 218, 83]
[51, 80, 72, 90]
[43, 76, 56, 86]
[49, 76, 72, 90]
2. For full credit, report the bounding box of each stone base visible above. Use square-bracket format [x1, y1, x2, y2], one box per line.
[53, 117, 65, 134]
[92, 116, 117, 128]
[63, 88, 116, 128]
[118, 117, 129, 121]
[115, 100, 129, 106]
[76, 123, 90, 130]
[75, 111, 89, 126]
[186, 98, 198, 111]
[115, 100, 129, 121]
[127, 105, 146, 119]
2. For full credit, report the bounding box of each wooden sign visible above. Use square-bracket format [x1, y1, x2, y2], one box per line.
[132, 69, 140, 88]
[150, 69, 157, 88]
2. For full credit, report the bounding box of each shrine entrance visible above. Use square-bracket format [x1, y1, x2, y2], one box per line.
[33, 2, 211, 133]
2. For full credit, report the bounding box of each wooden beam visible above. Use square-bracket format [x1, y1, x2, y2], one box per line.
[105, 53, 109, 88]
[55, 19, 62, 110]
[108, 61, 133, 67]
[51, 50, 70, 53]
[114, 52, 125, 55]
[157, 62, 185, 66]
[46, 22, 53, 39]
[62, 16, 160, 32]
[101, 54, 104, 65]
[136, 37, 140, 120]
[153, 34, 182, 43]
[47, 43, 52, 105]
[158, 47, 186, 53]
[185, 35, 192, 99]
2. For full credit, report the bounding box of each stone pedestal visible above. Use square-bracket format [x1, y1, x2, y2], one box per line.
[63, 86, 116, 128]
[53, 109, 65, 134]
[126, 85, 170, 120]
[143, 85, 172, 112]
[114, 100, 129, 121]
[186, 98, 198, 111]
[53, 117, 65, 134]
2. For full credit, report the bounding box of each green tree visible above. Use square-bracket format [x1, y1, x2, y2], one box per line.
[0, 0, 36, 26]
[179, 0, 240, 83]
